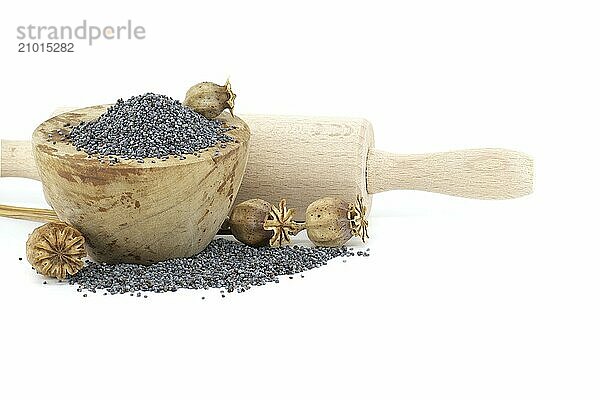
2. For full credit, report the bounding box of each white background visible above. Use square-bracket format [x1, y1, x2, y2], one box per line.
[0, 1, 598, 399]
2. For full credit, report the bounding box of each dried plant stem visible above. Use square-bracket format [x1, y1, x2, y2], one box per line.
[0, 205, 60, 223]
[286, 221, 306, 235]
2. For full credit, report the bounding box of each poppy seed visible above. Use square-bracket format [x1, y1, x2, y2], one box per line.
[67, 238, 361, 296]
[65, 93, 234, 163]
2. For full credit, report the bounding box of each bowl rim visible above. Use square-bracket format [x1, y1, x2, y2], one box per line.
[31, 104, 250, 170]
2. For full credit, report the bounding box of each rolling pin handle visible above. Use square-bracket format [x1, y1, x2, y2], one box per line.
[366, 148, 534, 199]
[0, 140, 40, 180]
[0, 140, 57, 222]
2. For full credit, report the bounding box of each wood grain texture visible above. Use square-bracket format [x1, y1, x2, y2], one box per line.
[367, 148, 534, 199]
[4, 108, 535, 224]
[238, 115, 374, 220]
[50, 109, 376, 219]
[0, 140, 39, 179]
[31, 106, 250, 264]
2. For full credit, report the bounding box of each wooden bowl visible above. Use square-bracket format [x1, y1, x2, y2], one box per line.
[32, 105, 250, 264]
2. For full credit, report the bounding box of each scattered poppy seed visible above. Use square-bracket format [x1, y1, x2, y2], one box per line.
[68, 238, 362, 295]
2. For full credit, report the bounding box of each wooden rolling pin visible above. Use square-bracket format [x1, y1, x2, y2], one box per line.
[0, 113, 534, 220]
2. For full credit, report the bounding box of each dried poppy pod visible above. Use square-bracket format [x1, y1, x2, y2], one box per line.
[305, 196, 369, 247]
[229, 199, 274, 247]
[26, 222, 87, 279]
[183, 79, 236, 119]
[263, 199, 305, 247]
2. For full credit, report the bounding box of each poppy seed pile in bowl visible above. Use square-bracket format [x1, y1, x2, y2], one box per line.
[65, 93, 234, 162]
